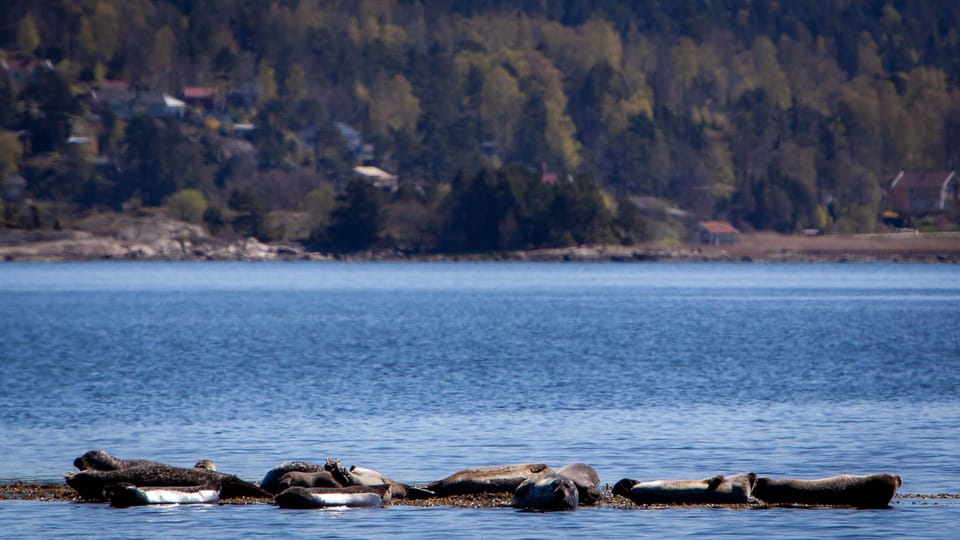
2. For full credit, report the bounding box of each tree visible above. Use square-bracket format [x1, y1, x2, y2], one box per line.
[228, 188, 267, 239]
[17, 15, 40, 56]
[327, 179, 384, 251]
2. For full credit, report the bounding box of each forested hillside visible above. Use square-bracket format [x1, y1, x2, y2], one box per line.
[1, 1, 958, 252]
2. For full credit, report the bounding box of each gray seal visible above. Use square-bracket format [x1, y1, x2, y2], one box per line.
[555, 463, 601, 505]
[73, 450, 164, 471]
[613, 472, 757, 505]
[259, 461, 326, 494]
[752, 473, 902, 508]
[324, 459, 434, 499]
[512, 472, 579, 511]
[278, 470, 342, 490]
[426, 463, 554, 496]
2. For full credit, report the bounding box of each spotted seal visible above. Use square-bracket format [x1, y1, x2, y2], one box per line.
[613, 472, 757, 505]
[752, 473, 902, 508]
[426, 463, 554, 496]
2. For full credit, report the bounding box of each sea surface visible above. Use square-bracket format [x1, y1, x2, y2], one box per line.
[1, 262, 958, 538]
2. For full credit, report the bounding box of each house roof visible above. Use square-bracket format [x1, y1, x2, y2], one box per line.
[890, 171, 955, 191]
[354, 166, 397, 181]
[99, 80, 129, 91]
[698, 221, 739, 234]
[183, 86, 215, 99]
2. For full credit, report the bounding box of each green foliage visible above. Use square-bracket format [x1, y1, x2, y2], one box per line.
[165, 189, 207, 223]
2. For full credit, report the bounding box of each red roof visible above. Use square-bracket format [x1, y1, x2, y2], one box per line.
[698, 221, 739, 234]
[890, 171, 953, 190]
[183, 86, 215, 99]
[99, 80, 129, 90]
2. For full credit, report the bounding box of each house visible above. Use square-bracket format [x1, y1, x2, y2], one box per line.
[131, 92, 185, 119]
[1, 57, 53, 85]
[354, 165, 398, 192]
[888, 171, 958, 215]
[697, 221, 739, 245]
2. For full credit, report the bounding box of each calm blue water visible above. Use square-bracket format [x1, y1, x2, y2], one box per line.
[1, 262, 958, 538]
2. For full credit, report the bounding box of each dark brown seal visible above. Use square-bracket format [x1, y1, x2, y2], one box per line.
[426, 463, 554, 496]
[65, 465, 267, 501]
[613, 472, 757, 505]
[752, 474, 902, 508]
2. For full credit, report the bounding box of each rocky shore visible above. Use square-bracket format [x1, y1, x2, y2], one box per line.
[2, 214, 959, 263]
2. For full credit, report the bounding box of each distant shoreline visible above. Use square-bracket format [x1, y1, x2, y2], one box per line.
[2, 222, 959, 264]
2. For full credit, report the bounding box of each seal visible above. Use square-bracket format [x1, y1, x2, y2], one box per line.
[105, 482, 221, 507]
[512, 472, 579, 511]
[64, 465, 268, 501]
[274, 485, 391, 509]
[613, 472, 757, 505]
[193, 460, 217, 472]
[73, 450, 164, 471]
[752, 474, 902, 508]
[259, 461, 326, 494]
[324, 459, 434, 499]
[278, 470, 342, 490]
[555, 463, 601, 505]
[426, 463, 554, 496]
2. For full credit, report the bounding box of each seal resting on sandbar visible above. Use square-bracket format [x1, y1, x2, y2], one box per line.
[65, 465, 268, 501]
[512, 472, 579, 511]
[73, 450, 165, 471]
[105, 481, 222, 507]
[555, 463, 601, 505]
[752, 474, 902, 508]
[613, 472, 757, 505]
[512, 463, 601, 511]
[259, 461, 327, 494]
[426, 463, 554, 496]
[324, 459, 434, 499]
[278, 470, 342, 491]
[274, 485, 391, 509]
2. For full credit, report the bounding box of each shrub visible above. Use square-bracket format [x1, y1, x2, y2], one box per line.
[165, 189, 208, 223]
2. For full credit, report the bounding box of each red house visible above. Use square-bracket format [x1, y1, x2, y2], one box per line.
[697, 221, 739, 245]
[889, 171, 958, 215]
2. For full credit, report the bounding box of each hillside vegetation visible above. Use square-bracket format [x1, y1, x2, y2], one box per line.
[1, 0, 959, 253]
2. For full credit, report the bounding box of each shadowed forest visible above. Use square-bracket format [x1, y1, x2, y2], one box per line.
[1, 1, 959, 253]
